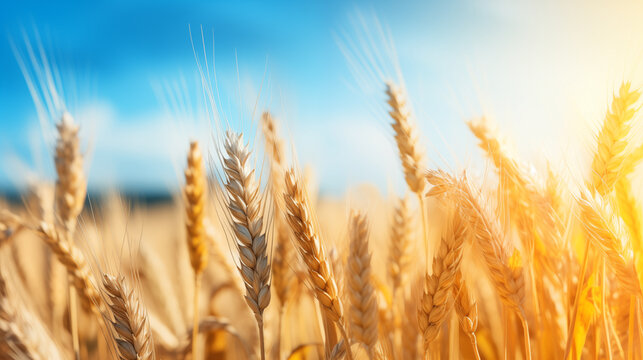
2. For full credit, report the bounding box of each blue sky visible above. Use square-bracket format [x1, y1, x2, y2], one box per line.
[3, 0, 643, 195]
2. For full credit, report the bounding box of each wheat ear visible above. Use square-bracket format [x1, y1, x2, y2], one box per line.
[101, 274, 153, 360]
[54, 112, 86, 233]
[385, 82, 429, 264]
[346, 210, 378, 355]
[222, 131, 271, 360]
[385, 82, 425, 194]
[184, 140, 209, 360]
[417, 208, 465, 352]
[283, 168, 353, 360]
[389, 197, 411, 298]
[185, 141, 208, 274]
[590, 82, 640, 195]
[578, 190, 642, 297]
[452, 271, 481, 360]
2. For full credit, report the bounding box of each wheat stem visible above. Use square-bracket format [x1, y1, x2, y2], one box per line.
[192, 274, 201, 360]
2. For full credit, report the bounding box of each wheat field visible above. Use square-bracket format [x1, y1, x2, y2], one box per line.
[2, 25, 643, 360]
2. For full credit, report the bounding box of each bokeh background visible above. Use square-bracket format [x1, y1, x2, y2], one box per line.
[3, 0, 643, 196]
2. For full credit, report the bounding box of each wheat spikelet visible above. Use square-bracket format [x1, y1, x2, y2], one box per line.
[388, 197, 411, 297]
[417, 208, 466, 351]
[222, 131, 271, 359]
[0, 271, 64, 360]
[101, 274, 153, 360]
[185, 140, 208, 275]
[578, 190, 642, 297]
[385, 82, 426, 195]
[346, 210, 378, 353]
[36, 222, 101, 313]
[0, 211, 23, 249]
[329, 339, 347, 360]
[452, 272, 479, 347]
[590, 82, 640, 195]
[54, 112, 86, 232]
[27, 183, 54, 225]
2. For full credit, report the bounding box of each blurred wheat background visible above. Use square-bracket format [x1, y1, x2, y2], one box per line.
[2, 1, 643, 359]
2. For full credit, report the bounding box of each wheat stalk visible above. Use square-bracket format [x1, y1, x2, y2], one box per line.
[283, 168, 353, 360]
[417, 208, 465, 352]
[222, 131, 271, 360]
[101, 274, 153, 360]
[346, 210, 378, 356]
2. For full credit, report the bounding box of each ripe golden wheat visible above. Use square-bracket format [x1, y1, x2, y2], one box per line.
[4, 63, 643, 360]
